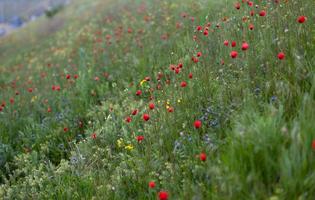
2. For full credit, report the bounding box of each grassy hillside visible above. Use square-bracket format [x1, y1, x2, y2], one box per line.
[0, 0, 315, 199]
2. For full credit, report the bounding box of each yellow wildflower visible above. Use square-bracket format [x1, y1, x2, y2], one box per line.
[125, 144, 134, 151]
[117, 138, 124, 148]
[31, 96, 38, 103]
[140, 79, 146, 86]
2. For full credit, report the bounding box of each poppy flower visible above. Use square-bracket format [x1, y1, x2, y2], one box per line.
[200, 152, 207, 161]
[241, 42, 249, 51]
[125, 116, 132, 123]
[297, 16, 306, 23]
[230, 51, 238, 58]
[175, 68, 180, 74]
[248, 1, 253, 6]
[312, 140, 315, 150]
[47, 107, 52, 113]
[74, 74, 79, 79]
[189, 73, 193, 79]
[167, 107, 174, 113]
[149, 181, 155, 188]
[9, 98, 14, 104]
[63, 127, 69, 132]
[66, 74, 71, 79]
[231, 41, 236, 47]
[149, 103, 155, 110]
[203, 30, 208, 36]
[234, 2, 240, 10]
[91, 133, 97, 139]
[194, 120, 202, 129]
[94, 76, 99, 81]
[259, 10, 266, 17]
[0, 107, 3, 112]
[197, 26, 202, 31]
[178, 63, 183, 68]
[131, 109, 138, 115]
[250, 10, 254, 16]
[136, 90, 142, 96]
[136, 135, 144, 142]
[223, 40, 229, 46]
[143, 113, 150, 121]
[278, 52, 285, 60]
[197, 52, 202, 57]
[180, 81, 187, 87]
[28, 88, 33, 93]
[158, 191, 169, 200]
[249, 24, 254, 30]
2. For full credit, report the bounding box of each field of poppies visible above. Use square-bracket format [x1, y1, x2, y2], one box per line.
[0, 0, 315, 199]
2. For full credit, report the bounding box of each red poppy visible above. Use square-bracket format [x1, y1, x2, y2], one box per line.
[47, 107, 52, 113]
[149, 103, 155, 110]
[200, 152, 207, 161]
[143, 113, 150, 121]
[189, 73, 193, 79]
[9, 98, 14, 104]
[203, 30, 208, 36]
[175, 68, 180, 74]
[28, 88, 33, 93]
[167, 107, 174, 113]
[278, 52, 285, 60]
[91, 133, 97, 139]
[248, 1, 253, 6]
[125, 116, 132, 123]
[136, 90, 142, 96]
[197, 26, 202, 31]
[158, 191, 169, 200]
[148, 181, 155, 188]
[194, 120, 202, 129]
[312, 140, 315, 150]
[241, 42, 249, 51]
[259, 10, 266, 17]
[234, 2, 240, 10]
[131, 109, 138, 115]
[230, 51, 238, 58]
[136, 135, 144, 142]
[197, 52, 202, 57]
[66, 74, 71, 79]
[231, 41, 236, 47]
[250, 10, 254, 16]
[178, 63, 183, 68]
[63, 127, 69, 132]
[74, 74, 79, 79]
[180, 81, 187, 87]
[297, 16, 306, 23]
[223, 40, 229, 46]
[249, 24, 254, 30]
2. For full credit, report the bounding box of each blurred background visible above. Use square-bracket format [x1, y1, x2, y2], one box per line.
[0, 0, 70, 37]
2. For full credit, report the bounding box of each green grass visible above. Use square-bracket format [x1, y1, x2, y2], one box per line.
[0, 0, 315, 199]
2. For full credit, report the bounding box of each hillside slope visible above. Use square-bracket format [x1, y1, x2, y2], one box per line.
[1, 0, 315, 199]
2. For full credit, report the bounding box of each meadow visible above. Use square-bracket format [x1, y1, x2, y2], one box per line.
[0, 0, 315, 199]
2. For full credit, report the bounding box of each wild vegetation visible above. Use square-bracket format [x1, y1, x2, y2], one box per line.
[0, 0, 314, 199]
